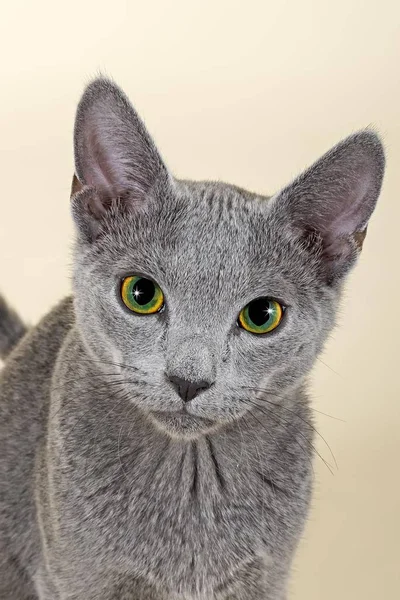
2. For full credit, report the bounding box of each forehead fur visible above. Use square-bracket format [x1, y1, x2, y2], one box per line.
[77, 178, 322, 311]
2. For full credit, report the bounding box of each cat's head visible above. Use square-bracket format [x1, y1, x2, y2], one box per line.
[71, 78, 384, 438]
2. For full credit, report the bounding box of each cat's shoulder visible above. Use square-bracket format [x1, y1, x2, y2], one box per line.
[0, 296, 75, 386]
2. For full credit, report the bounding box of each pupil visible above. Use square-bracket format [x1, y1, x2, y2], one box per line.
[132, 278, 155, 305]
[248, 298, 271, 326]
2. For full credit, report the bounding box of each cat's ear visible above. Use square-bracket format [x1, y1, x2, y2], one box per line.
[71, 77, 169, 240]
[272, 130, 385, 282]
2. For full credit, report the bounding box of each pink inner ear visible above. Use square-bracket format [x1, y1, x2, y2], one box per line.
[83, 118, 127, 197]
[275, 130, 384, 281]
[326, 168, 373, 238]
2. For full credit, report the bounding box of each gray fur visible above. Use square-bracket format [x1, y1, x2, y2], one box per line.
[0, 295, 27, 360]
[0, 78, 385, 599]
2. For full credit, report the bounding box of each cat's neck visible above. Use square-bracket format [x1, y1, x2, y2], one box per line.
[57, 326, 313, 472]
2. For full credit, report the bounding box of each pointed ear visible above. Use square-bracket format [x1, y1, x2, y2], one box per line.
[71, 77, 169, 240]
[273, 130, 385, 282]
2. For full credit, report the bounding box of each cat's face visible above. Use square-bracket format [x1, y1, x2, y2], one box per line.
[71, 78, 384, 438]
[73, 181, 333, 436]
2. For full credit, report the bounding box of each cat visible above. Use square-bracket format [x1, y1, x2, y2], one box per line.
[0, 77, 384, 600]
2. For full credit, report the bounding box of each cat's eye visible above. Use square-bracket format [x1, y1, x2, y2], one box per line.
[121, 275, 164, 314]
[238, 298, 284, 335]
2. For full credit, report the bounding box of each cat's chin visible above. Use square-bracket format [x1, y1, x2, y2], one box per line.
[149, 409, 217, 439]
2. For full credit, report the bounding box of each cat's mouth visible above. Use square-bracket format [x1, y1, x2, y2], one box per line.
[149, 408, 216, 438]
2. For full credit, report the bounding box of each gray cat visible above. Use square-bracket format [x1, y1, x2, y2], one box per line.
[0, 78, 385, 600]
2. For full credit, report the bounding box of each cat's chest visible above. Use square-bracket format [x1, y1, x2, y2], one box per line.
[57, 430, 310, 589]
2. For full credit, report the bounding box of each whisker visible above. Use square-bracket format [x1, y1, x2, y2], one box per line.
[263, 399, 338, 470]
[304, 407, 345, 423]
[241, 413, 300, 495]
[240, 386, 345, 422]
[58, 356, 148, 375]
[244, 398, 334, 476]
[60, 385, 128, 455]
[255, 397, 337, 470]
[51, 373, 124, 392]
[242, 407, 316, 480]
[83, 388, 134, 480]
[53, 378, 141, 460]
[51, 374, 149, 393]
[240, 386, 338, 470]
[316, 357, 342, 378]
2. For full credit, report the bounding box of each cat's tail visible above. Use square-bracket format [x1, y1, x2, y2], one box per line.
[0, 295, 27, 360]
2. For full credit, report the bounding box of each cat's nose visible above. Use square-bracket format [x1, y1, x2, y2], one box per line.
[168, 375, 211, 402]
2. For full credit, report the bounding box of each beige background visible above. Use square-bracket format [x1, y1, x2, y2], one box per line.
[0, 1, 399, 598]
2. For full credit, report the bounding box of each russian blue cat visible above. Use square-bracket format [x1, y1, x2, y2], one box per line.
[0, 78, 384, 599]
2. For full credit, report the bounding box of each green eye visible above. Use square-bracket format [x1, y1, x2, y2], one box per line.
[238, 298, 284, 334]
[121, 275, 164, 314]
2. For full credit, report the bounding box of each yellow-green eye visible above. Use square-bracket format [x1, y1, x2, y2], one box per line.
[121, 275, 164, 314]
[238, 298, 284, 334]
